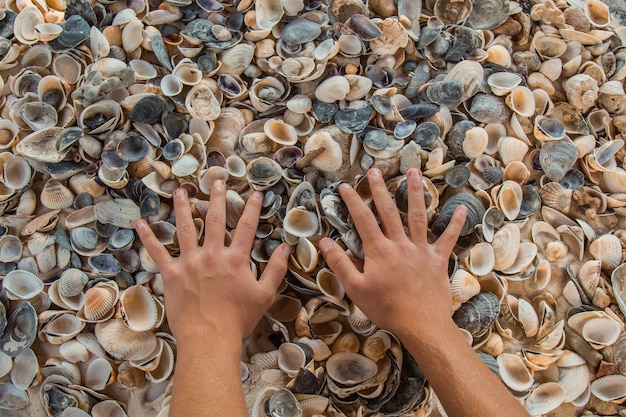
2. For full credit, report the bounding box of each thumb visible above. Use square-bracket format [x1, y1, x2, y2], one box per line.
[319, 238, 361, 293]
[259, 243, 291, 293]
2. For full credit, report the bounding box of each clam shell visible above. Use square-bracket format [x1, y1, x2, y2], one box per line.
[524, 382, 564, 415]
[591, 374, 626, 402]
[589, 234, 622, 270]
[326, 352, 377, 385]
[95, 318, 158, 361]
[3, 270, 43, 300]
[78, 282, 120, 323]
[119, 285, 159, 332]
[497, 353, 533, 392]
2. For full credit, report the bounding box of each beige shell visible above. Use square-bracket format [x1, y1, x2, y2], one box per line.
[59, 340, 90, 364]
[11, 348, 39, 390]
[283, 207, 320, 238]
[303, 131, 343, 172]
[58, 268, 89, 298]
[119, 285, 159, 332]
[466, 242, 495, 276]
[539, 58, 563, 82]
[487, 72, 522, 96]
[497, 136, 529, 165]
[314, 76, 350, 103]
[450, 269, 481, 308]
[590, 375, 626, 403]
[497, 353, 534, 392]
[524, 382, 565, 415]
[585, 0, 611, 27]
[117, 361, 146, 388]
[85, 357, 115, 391]
[494, 180, 523, 220]
[344, 75, 373, 101]
[533, 35, 567, 59]
[78, 282, 120, 323]
[332, 332, 361, 354]
[505, 86, 535, 117]
[361, 331, 391, 362]
[539, 182, 572, 213]
[486, 45, 511, 68]
[588, 234, 623, 270]
[492, 223, 521, 271]
[463, 127, 488, 158]
[95, 318, 158, 361]
[264, 118, 298, 146]
[293, 237, 318, 273]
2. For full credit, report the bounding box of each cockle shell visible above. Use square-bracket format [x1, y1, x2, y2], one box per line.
[497, 353, 534, 392]
[95, 318, 158, 361]
[588, 234, 622, 270]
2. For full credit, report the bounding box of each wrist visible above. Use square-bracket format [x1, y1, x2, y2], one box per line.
[174, 321, 244, 356]
[394, 314, 458, 345]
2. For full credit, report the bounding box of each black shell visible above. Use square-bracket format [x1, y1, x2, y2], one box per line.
[445, 120, 475, 160]
[469, 94, 509, 124]
[452, 292, 500, 337]
[128, 96, 169, 124]
[334, 104, 374, 134]
[282, 19, 322, 45]
[559, 169, 585, 191]
[467, 0, 509, 30]
[411, 121, 440, 147]
[431, 193, 485, 236]
[399, 103, 440, 120]
[426, 80, 465, 108]
[0, 302, 36, 357]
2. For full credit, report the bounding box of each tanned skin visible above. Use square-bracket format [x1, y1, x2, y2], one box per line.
[136, 168, 531, 417]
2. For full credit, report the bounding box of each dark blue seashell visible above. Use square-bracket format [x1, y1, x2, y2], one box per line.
[452, 292, 500, 337]
[197, 0, 224, 12]
[101, 149, 129, 170]
[559, 169, 585, 190]
[412, 121, 440, 147]
[446, 120, 475, 160]
[73, 192, 93, 209]
[399, 103, 440, 120]
[128, 96, 169, 124]
[0, 11, 16, 39]
[519, 184, 541, 217]
[0, 302, 36, 357]
[162, 111, 188, 140]
[539, 140, 577, 182]
[140, 190, 160, 217]
[58, 15, 91, 48]
[334, 104, 374, 134]
[444, 26, 480, 62]
[444, 165, 470, 188]
[312, 99, 339, 123]
[432, 193, 485, 236]
[88, 254, 121, 275]
[65, 0, 97, 26]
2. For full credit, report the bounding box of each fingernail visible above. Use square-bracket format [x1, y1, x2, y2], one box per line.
[135, 219, 146, 229]
[213, 180, 224, 189]
[458, 206, 468, 215]
[281, 244, 291, 256]
[369, 168, 381, 178]
[339, 182, 351, 191]
[251, 191, 263, 201]
[319, 238, 333, 252]
[174, 188, 187, 198]
[409, 169, 421, 179]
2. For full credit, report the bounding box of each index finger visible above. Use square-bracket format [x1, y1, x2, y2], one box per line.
[231, 191, 263, 252]
[135, 219, 171, 270]
[338, 183, 384, 247]
[434, 206, 467, 255]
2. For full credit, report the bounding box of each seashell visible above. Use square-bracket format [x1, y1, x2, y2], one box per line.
[117, 361, 146, 388]
[283, 207, 320, 238]
[426, 80, 464, 108]
[539, 182, 572, 213]
[246, 157, 282, 191]
[303, 131, 343, 173]
[505, 86, 535, 117]
[119, 285, 159, 332]
[160, 74, 183, 97]
[85, 357, 115, 391]
[585, 0, 611, 27]
[432, 193, 485, 237]
[95, 318, 158, 361]
[57, 269, 88, 298]
[498, 353, 533, 392]
[59, 340, 90, 364]
[539, 139, 578, 182]
[486, 45, 511, 68]
[487, 72, 522, 96]
[563, 74, 599, 112]
[450, 269, 481, 308]
[78, 282, 119, 323]
[264, 118, 298, 146]
[589, 234, 622, 270]
[0, 235, 22, 263]
[326, 352, 377, 385]
[3, 270, 43, 300]
[468, 94, 509, 124]
[453, 292, 500, 338]
[466, 242, 495, 276]
[315, 76, 350, 103]
[524, 382, 564, 415]
[534, 116, 565, 142]
[590, 374, 626, 403]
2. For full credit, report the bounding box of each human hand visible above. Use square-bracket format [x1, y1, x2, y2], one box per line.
[319, 168, 467, 339]
[135, 181, 291, 342]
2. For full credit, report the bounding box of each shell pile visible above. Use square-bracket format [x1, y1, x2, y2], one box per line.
[0, 0, 625, 415]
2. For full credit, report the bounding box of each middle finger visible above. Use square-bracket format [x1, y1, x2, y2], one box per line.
[367, 169, 406, 240]
[203, 180, 227, 249]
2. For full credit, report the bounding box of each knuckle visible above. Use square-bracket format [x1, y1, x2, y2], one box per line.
[381, 202, 398, 216]
[237, 217, 257, 233]
[206, 211, 225, 225]
[177, 222, 196, 236]
[356, 208, 373, 223]
[409, 210, 427, 225]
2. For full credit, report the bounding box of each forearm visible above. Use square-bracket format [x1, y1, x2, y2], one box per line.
[169, 326, 248, 417]
[397, 319, 530, 417]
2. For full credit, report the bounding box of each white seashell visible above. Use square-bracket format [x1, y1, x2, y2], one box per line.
[264, 118, 298, 146]
[590, 374, 626, 403]
[487, 72, 522, 96]
[505, 86, 535, 117]
[146, 339, 175, 383]
[85, 357, 115, 391]
[497, 136, 529, 165]
[283, 207, 320, 238]
[303, 131, 343, 172]
[59, 340, 90, 364]
[465, 242, 495, 276]
[95, 318, 158, 361]
[492, 223, 520, 271]
[494, 180, 523, 221]
[3, 269, 44, 300]
[524, 382, 564, 415]
[11, 348, 39, 390]
[497, 353, 533, 392]
[314, 76, 350, 103]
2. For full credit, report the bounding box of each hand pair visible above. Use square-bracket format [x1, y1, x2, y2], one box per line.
[135, 168, 467, 341]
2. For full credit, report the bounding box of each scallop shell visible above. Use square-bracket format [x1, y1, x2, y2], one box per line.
[95, 318, 158, 361]
[78, 282, 120, 323]
[589, 234, 622, 270]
